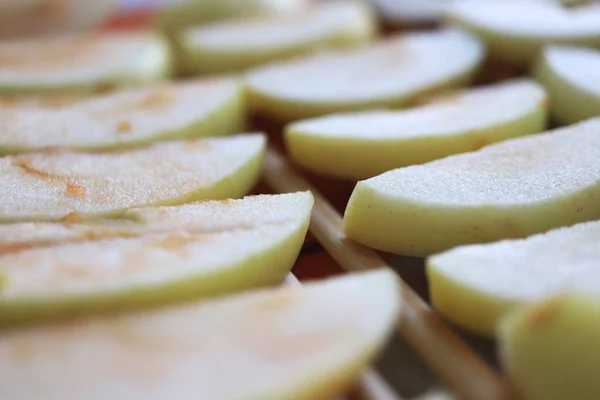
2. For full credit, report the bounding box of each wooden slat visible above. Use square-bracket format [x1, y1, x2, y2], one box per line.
[265, 148, 511, 400]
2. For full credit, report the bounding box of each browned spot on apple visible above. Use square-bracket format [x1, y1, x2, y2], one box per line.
[116, 121, 132, 134]
[538, 96, 548, 109]
[61, 212, 87, 224]
[15, 158, 53, 179]
[65, 184, 86, 197]
[135, 89, 175, 110]
[525, 296, 563, 330]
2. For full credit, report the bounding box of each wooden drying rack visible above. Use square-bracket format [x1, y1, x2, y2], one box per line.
[102, 6, 516, 400]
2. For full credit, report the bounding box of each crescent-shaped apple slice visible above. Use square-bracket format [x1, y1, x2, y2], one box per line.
[427, 220, 600, 337]
[177, 0, 377, 75]
[0, 269, 400, 400]
[0, 192, 313, 326]
[0, 78, 245, 154]
[534, 45, 600, 125]
[0, 134, 265, 222]
[344, 118, 600, 256]
[157, 0, 308, 35]
[446, 0, 600, 65]
[245, 28, 484, 121]
[0, 31, 171, 94]
[285, 79, 547, 180]
[499, 292, 600, 400]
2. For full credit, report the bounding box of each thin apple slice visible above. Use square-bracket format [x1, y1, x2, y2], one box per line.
[157, 0, 309, 35]
[245, 28, 484, 121]
[498, 293, 600, 400]
[344, 118, 600, 257]
[0, 31, 171, 94]
[0, 0, 117, 39]
[427, 220, 600, 337]
[0, 78, 245, 154]
[177, 0, 377, 76]
[286, 79, 547, 180]
[0, 269, 400, 400]
[0, 192, 313, 326]
[446, 0, 600, 65]
[534, 45, 600, 125]
[0, 134, 265, 222]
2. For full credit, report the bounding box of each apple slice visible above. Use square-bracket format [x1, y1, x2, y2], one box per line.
[427, 220, 600, 337]
[157, 0, 308, 35]
[534, 45, 600, 125]
[0, 269, 400, 400]
[498, 293, 600, 400]
[0, 31, 171, 94]
[0, 78, 245, 154]
[245, 28, 484, 121]
[0, 192, 313, 326]
[177, 0, 377, 76]
[344, 118, 600, 257]
[446, 0, 600, 65]
[0, 0, 117, 39]
[286, 79, 547, 180]
[0, 134, 265, 222]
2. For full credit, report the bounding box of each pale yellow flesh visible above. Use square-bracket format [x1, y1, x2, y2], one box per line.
[0, 192, 313, 326]
[534, 45, 600, 125]
[499, 293, 600, 400]
[427, 220, 600, 337]
[344, 118, 600, 257]
[156, 0, 309, 35]
[177, 0, 377, 75]
[0, 31, 171, 94]
[286, 79, 547, 180]
[446, 0, 600, 65]
[245, 28, 484, 122]
[0, 78, 245, 154]
[0, 134, 265, 222]
[0, 269, 401, 400]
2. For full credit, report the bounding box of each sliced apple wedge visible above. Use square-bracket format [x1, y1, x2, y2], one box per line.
[0, 0, 117, 39]
[177, 0, 377, 76]
[0, 192, 313, 326]
[499, 293, 600, 400]
[427, 220, 600, 337]
[446, 0, 600, 65]
[0, 31, 171, 94]
[344, 118, 600, 257]
[0, 269, 400, 400]
[157, 0, 309, 35]
[0, 78, 245, 154]
[286, 79, 547, 180]
[246, 28, 484, 121]
[0, 134, 265, 222]
[534, 45, 600, 125]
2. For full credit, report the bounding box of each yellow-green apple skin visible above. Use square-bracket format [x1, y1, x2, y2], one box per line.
[534, 45, 600, 125]
[344, 118, 600, 257]
[285, 79, 547, 180]
[499, 293, 600, 400]
[0, 192, 313, 327]
[245, 28, 484, 122]
[445, 0, 600, 65]
[0, 78, 245, 154]
[0, 134, 266, 222]
[427, 220, 600, 337]
[0, 269, 401, 400]
[0, 31, 171, 95]
[176, 0, 378, 76]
